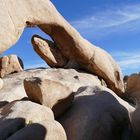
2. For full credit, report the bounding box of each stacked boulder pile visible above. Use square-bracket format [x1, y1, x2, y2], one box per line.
[0, 0, 139, 140]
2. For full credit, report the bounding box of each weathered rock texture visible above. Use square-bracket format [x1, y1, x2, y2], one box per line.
[0, 0, 124, 96]
[125, 73, 140, 103]
[24, 77, 74, 117]
[0, 100, 67, 140]
[0, 55, 23, 78]
[0, 68, 101, 105]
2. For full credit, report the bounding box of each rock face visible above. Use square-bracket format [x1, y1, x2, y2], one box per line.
[24, 77, 74, 117]
[59, 85, 135, 140]
[0, 100, 67, 140]
[131, 105, 140, 139]
[0, 68, 101, 103]
[1, 1, 138, 139]
[0, 55, 24, 78]
[125, 73, 140, 103]
[0, 68, 136, 140]
[0, 0, 124, 96]
[0, 78, 3, 90]
[32, 35, 68, 68]
[32, 35, 124, 97]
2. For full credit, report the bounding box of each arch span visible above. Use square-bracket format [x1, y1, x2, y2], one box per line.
[0, 0, 124, 96]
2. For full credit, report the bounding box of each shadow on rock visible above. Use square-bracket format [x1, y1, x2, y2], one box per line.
[0, 118, 47, 140]
[58, 86, 134, 140]
[131, 106, 140, 140]
[0, 101, 9, 108]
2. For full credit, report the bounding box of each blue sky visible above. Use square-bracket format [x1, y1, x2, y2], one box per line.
[3, 0, 140, 76]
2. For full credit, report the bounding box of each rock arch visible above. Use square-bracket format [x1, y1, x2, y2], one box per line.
[0, 0, 124, 96]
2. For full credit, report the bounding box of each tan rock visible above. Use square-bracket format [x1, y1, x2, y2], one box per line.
[125, 73, 140, 103]
[32, 35, 124, 97]
[0, 78, 3, 90]
[0, 55, 23, 78]
[24, 77, 74, 117]
[59, 85, 135, 140]
[0, 0, 124, 96]
[0, 73, 27, 103]
[0, 100, 67, 140]
[32, 35, 68, 68]
[0, 68, 101, 105]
